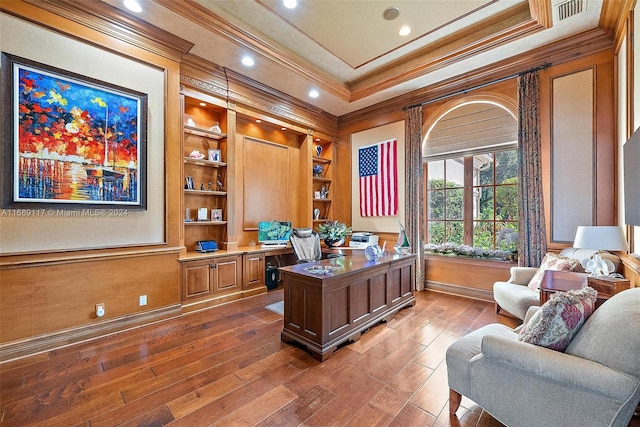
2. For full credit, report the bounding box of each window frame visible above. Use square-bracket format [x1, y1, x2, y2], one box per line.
[424, 145, 518, 250]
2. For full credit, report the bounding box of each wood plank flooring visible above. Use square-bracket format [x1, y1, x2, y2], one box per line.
[0, 289, 637, 426]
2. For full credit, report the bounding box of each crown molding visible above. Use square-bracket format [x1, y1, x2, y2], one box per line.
[339, 27, 614, 128]
[153, 0, 351, 103]
[19, 0, 193, 62]
[180, 54, 337, 136]
[349, 3, 542, 101]
[599, 0, 635, 53]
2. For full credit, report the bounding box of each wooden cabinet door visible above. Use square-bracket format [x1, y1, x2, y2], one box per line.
[182, 259, 213, 300]
[243, 253, 265, 290]
[213, 255, 241, 293]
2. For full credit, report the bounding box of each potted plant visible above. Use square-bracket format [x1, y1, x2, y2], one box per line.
[317, 220, 352, 247]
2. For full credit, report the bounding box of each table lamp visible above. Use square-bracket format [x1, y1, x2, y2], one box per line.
[573, 226, 629, 276]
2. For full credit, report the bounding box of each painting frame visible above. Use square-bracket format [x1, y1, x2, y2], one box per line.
[1, 53, 148, 210]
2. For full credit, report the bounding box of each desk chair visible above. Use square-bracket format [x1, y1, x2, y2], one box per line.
[290, 228, 321, 263]
[290, 228, 343, 264]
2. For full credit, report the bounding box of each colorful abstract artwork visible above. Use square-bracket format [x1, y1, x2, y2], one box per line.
[1, 54, 147, 208]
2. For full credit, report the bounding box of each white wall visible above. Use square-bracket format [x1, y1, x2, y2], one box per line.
[0, 14, 166, 253]
[350, 121, 405, 233]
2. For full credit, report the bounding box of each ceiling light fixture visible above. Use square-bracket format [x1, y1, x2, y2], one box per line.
[281, 127, 287, 131]
[399, 25, 411, 36]
[256, 119, 262, 123]
[199, 102, 207, 107]
[123, 0, 142, 13]
[283, 0, 297, 9]
[383, 6, 400, 20]
[309, 89, 319, 98]
[241, 56, 255, 67]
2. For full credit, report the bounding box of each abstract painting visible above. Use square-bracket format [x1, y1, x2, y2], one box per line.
[1, 53, 147, 209]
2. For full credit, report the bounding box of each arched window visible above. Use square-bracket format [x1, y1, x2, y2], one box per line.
[424, 97, 518, 253]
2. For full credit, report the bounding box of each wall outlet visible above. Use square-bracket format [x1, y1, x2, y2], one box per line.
[139, 295, 147, 306]
[95, 303, 105, 318]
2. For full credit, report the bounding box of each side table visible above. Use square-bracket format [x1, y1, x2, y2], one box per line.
[539, 270, 588, 305]
[539, 270, 631, 306]
[586, 276, 631, 300]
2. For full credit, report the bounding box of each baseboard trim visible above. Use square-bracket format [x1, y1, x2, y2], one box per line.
[425, 281, 494, 302]
[0, 304, 182, 363]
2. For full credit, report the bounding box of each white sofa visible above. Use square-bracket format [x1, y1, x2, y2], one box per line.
[493, 248, 620, 320]
[446, 287, 640, 427]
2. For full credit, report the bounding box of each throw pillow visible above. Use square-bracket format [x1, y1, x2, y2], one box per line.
[517, 286, 597, 351]
[527, 252, 583, 291]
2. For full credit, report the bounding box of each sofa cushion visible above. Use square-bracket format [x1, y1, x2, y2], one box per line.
[517, 287, 597, 351]
[527, 253, 583, 291]
[565, 288, 640, 377]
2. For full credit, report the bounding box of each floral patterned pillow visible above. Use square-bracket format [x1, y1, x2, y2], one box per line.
[517, 287, 597, 351]
[527, 253, 583, 291]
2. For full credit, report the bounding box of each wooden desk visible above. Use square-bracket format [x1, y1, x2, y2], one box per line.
[539, 270, 630, 306]
[279, 254, 416, 361]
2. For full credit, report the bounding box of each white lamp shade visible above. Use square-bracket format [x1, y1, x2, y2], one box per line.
[573, 226, 629, 251]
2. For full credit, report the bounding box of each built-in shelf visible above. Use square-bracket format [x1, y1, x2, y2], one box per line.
[184, 220, 228, 225]
[184, 189, 227, 196]
[313, 177, 331, 183]
[184, 125, 226, 140]
[184, 157, 227, 167]
[313, 198, 332, 202]
[313, 156, 331, 164]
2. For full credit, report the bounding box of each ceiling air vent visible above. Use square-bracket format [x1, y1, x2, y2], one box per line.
[556, 0, 584, 20]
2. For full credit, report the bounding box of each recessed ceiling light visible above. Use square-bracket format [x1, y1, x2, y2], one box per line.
[281, 127, 287, 131]
[199, 102, 207, 107]
[399, 25, 411, 36]
[309, 89, 319, 98]
[256, 119, 262, 123]
[383, 6, 400, 21]
[123, 0, 142, 13]
[241, 56, 255, 67]
[283, 0, 297, 9]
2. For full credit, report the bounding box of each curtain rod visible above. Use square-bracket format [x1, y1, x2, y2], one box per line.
[402, 62, 551, 111]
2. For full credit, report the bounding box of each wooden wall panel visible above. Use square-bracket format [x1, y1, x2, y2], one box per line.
[242, 137, 290, 228]
[0, 251, 181, 353]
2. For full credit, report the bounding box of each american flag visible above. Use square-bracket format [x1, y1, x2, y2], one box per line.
[358, 139, 398, 216]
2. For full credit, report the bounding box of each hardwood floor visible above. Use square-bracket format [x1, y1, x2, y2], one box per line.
[0, 289, 637, 426]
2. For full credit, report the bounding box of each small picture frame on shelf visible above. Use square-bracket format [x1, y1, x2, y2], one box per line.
[185, 176, 194, 190]
[197, 207, 208, 221]
[208, 149, 221, 162]
[211, 208, 222, 221]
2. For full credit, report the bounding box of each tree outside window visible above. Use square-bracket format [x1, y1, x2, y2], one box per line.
[426, 150, 518, 253]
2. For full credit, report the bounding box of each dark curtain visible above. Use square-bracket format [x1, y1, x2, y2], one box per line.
[517, 71, 547, 267]
[405, 106, 425, 290]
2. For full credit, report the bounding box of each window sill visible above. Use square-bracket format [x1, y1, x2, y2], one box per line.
[424, 252, 517, 265]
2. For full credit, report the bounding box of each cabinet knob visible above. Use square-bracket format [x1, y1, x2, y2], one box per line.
[210, 264, 216, 269]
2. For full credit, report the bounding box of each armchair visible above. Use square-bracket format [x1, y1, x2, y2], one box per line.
[493, 247, 620, 320]
[446, 287, 640, 427]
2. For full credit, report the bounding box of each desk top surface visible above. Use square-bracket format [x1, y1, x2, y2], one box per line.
[279, 253, 415, 278]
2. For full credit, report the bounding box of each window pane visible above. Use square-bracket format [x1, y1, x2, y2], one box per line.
[496, 183, 518, 220]
[427, 160, 444, 189]
[445, 188, 464, 220]
[497, 222, 519, 252]
[445, 158, 464, 188]
[428, 190, 444, 219]
[474, 186, 494, 220]
[475, 153, 494, 185]
[445, 221, 464, 245]
[428, 221, 445, 244]
[473, 221, 494, 249]
[496, 150, 518, 183]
